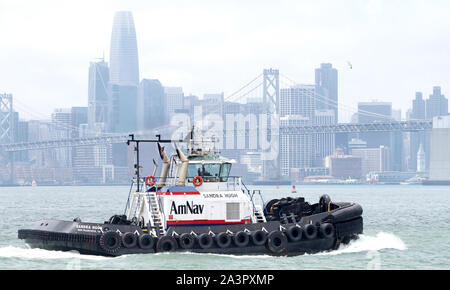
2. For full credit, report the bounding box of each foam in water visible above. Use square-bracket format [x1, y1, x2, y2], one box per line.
[0, 246, 110, 261]
[318, 232, 407, 256]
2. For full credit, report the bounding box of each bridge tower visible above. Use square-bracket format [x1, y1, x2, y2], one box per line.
[0, 93, 14, 184]
[262, 69, 280, 179]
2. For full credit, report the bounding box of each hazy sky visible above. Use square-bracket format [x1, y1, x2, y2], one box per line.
[1, 0, 449, 122]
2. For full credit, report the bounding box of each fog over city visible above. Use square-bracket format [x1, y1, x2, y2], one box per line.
[1, 0, 449, 122]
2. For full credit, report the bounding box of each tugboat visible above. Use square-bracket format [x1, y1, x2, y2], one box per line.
[18, 131, 363, 257]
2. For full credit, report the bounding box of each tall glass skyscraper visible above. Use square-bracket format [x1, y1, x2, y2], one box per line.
[108, 11, 139, 133]
[109, 11, 139, 86]
[315, 63, 338, 123]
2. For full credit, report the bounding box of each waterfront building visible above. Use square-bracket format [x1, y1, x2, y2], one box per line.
[409, 92, 427, 171]
[351, 146, 392, 176]
[325, 154, 362, 179]
[428, 116, 450, 183]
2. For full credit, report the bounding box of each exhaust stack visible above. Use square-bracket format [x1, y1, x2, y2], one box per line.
[175, 143, 189, 186]
[157, 143, 170, 189]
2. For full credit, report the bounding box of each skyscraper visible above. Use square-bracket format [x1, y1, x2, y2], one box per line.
[426, 86, 448, 119]
[108, 11, 140, 133]
[357, 101, 392, 148]
[314, 109, 335, 166]
[279, 85, 315, 177]
[109, 11, 139, 86]
[315, 63, 338, 123]
[164, 87, 184, 119]
[138, 79, 166, 130]
[88, 60, 109, 131]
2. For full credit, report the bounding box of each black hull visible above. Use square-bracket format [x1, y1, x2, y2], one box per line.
[18, 204, 363, 257]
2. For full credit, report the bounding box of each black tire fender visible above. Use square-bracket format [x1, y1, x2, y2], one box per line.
[121, 232, 137, 248]
[320, 223, 335, 239]
[215, 232, 232, 248]
[99, 231, 121, 253]
[286, 225, 303, 242]
[198, 233, 214, 249]
[233, 231, 249, 247]
[250, 230, 267, 246]
[304, 224, 318, 240]
[179, 233, 195, 250]
[138, 234, 155, 250]
[156, 235, 178, 252]
[266, 231, 288, 254]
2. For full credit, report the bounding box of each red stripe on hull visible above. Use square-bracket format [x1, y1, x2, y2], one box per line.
[166, 219, 251, 225]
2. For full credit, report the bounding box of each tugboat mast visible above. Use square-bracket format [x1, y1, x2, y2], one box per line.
[127, 134, 182, 192]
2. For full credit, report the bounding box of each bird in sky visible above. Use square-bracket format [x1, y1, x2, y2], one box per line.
[347, 61, 353, 69]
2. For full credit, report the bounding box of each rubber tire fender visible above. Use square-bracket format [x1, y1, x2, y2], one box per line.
[286, 225, 303, 242]
[179, 233, 195, 250]
[138, 234, 155, 250]
[304, 224, 318, 240]
[319, 223, 335, 239]
[99, 231, 121, 254]
[121, 232, 137, 248]
[156, 235, 178, 252]
[250, 230, 267, 246]
[215, 232, 232, 248]
[198, 233, 214, 249]
[266, 231, 288, 254]
[233, 231, 249, 248]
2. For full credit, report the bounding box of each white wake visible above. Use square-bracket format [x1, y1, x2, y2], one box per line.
[318, 232, 407, 256]
[0, 246, 110, 261]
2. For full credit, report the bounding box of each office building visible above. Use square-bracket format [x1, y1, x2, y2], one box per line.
[109, 11, 139, 86]
[351, 146, 392, 176]
[138, 79, 166, 130]
[279, 85, 315, 177]
[426, 86, 448, 120]
[88, 60, 110, 131]
[315, 63, 338, 123]
[164, 87, 184, 118]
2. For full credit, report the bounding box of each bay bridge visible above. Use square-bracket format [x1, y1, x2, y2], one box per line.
[0, 68, 436, 185]
[0, 120, 433, 152]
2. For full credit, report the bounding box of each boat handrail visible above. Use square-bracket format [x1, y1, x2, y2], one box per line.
[132, 176, 243, 190]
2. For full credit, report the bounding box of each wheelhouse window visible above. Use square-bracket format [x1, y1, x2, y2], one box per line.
[187, 162, 232, 182]
[219, 163, 231, 182]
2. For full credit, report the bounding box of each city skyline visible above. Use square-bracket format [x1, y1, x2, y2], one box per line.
[1, 1, 450, 122]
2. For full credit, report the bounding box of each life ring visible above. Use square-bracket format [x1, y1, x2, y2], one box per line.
[179, 233, 195, 250]
[286, 225, 303, 242]
[215, 232, 232, 248]
[233, 231, 249, 248]
[193, 176, 203, 187]
[138, 234, 155, 250]
[121, 232, 137, 248]
[145, 176, 156, 187]
[99, 231, 121, 254]
[156, 235, 178, 252]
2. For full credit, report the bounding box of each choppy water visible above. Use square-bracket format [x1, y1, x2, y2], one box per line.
[0, 185, 449, 270]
